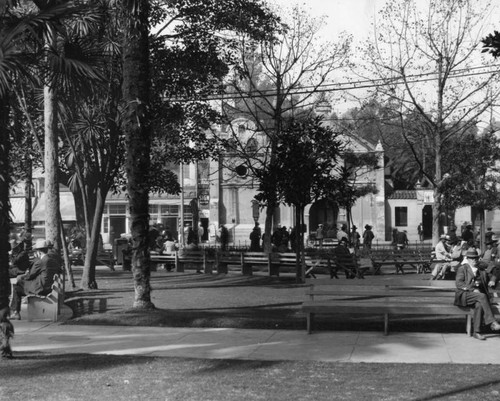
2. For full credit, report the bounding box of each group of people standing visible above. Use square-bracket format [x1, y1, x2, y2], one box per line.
[315, 223, 375, 250]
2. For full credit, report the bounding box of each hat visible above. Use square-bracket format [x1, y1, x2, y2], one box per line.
[352, 225, 357, 230]
[33, 239, 50, 250]
[339, 237, 349, 244]
[365, 224, 372, 229]
[465, 249, 479, 259]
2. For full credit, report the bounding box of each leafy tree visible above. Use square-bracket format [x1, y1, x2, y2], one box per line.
[0, 1, 83, 312]
[362, 0, 500, 243]
[121, 0, 279, 308]
[334, 152, 380, 235]
[224, 5, 351, 251]
[256, 116, 344, 282]
[482, 30, 500, 58]
[439, 130, 500, 251]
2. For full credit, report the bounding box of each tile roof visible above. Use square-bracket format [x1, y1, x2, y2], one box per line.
[388, 190, 417, 200]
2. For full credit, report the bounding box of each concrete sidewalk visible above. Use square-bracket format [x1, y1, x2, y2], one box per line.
[10, 317, 500, 364]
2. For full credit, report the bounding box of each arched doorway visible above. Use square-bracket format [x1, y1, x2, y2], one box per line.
[309, 199, 339, 235]
[422, 205, 432, 239]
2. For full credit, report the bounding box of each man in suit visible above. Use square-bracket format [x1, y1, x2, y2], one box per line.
[10, 239, 61, 320]
[454, 248, 500, 340]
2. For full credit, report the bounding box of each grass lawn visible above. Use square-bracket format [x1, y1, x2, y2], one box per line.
[3, 268, 497, 400]
[2, 354, 500, 401]
[63, 268, 466, 333]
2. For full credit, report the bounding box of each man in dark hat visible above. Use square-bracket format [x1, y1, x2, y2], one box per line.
[454, 248, 500, 340]
[462, 225, 474, 245]
[363, 224, 374, 250]
[10, 239, 61, 320]
[8, 237, 30, 278]
[335, 237, 354, 278]
[351, 225, 360, 250]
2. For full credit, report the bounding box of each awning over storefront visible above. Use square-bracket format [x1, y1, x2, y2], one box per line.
[32, 191, 76, 222]
[10, 198, 25, 223]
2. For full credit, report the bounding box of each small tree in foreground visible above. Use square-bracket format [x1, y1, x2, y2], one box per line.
[255, 116, 344, 282]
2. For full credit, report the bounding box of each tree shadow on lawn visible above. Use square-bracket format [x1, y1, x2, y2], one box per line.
[65, 270, 469, 334]
[0, 353, 154, 378]
[64, 302, 468, 334]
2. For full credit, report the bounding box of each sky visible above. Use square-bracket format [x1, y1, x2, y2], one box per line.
[271, 0, 379, 42]
[269, 0, 500, 124]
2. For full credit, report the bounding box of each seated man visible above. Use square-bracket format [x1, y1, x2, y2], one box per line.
[431, 235, 451, 279]
[454, 248, 500, 340]
[8, 238, 30, 278]
[10, 239, 61, 320]
[334, 237, 355, 278]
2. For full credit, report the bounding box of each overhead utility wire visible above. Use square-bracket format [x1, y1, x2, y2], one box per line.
[166, 65, 499, 103]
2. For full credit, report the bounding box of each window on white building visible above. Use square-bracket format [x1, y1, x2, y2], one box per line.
[395, 207, 408, 227]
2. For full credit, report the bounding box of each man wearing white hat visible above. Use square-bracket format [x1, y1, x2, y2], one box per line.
[454, 248, 500, 340]
[10, 239, 61, 320]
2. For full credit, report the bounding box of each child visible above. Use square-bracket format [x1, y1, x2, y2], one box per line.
[0, 307, 14, 359]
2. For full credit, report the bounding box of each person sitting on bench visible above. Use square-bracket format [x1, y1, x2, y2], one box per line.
[10, 239, 61, 320]
[335, 237, 355, 278]
[454, 248, 500, 340]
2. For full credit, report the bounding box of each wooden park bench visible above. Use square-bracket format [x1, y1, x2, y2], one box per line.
[301, 277, 500, 336]
[243, 252, 274, 276]
[26, 273, 64, 322]
[216, 251, 245, 274]
[150, 251, 177, 271]
[303, 251, 369, 279]
[176, 249, 214, 273]
[369, 248, 432, 275]
[96, 250, 115, 271]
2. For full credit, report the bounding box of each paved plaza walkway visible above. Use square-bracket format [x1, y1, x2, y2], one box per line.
[11, 311, 500, 364]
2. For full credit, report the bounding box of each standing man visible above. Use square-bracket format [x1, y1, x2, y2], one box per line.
[10, 239, 61, 320]
[417, 222, 424, 242]
[363, 225, 374, 250]
[454, 249, 500, 340]
[316, 224, 324, 248]
[197, 222, 205, 245]
[462, 224, 474, 246]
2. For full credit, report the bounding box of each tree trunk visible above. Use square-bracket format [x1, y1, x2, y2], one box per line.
[0, 97, 11, 310]
[263, 204, 274, 253]
[80, 187, 106, 289]
[44, 84, 61, 248]
[122, 0, 154, 309]
[24, 158, 32, 247]
[295, 205, 305, 283]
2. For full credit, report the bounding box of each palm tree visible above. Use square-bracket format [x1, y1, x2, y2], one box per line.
[121, 0, 154, 308]
[0, 3, 68, 311]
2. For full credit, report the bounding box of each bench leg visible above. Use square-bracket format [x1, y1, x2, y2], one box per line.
[242, 263, 253, 276]
[466, 315, 472, 336]
[217, 263, 228, 274]
[384, 313, 389, 335]
[203, 262, 212, 274]
[307, 313, 314, 334]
